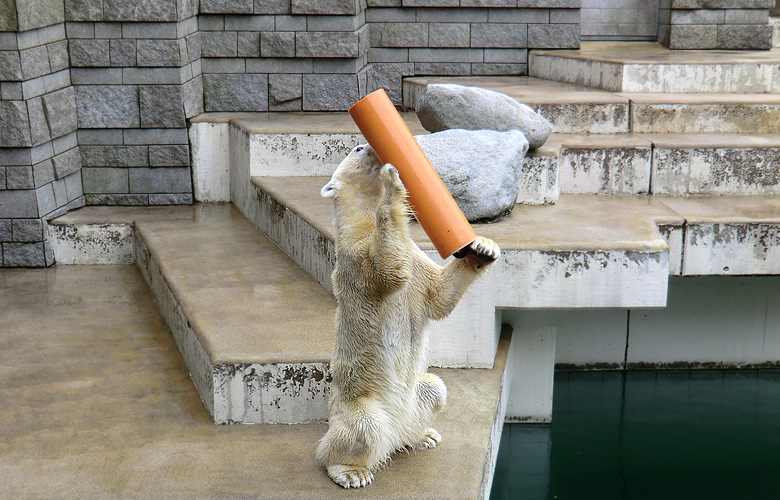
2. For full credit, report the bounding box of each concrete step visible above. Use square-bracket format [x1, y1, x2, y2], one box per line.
[1, 263, 511, 499]
[403, 76, 780, 135]
[49, 204, 337, 425]
[190, 112, 559, 207]
[530, 41, 780, 93]
[547, 133, 780, 196]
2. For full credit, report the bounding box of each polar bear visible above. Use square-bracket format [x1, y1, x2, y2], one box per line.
[316, 144, 500, 489]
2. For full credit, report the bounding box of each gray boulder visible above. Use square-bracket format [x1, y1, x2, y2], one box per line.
[416, 83, 552, 149]
[416, 129, 529, 222]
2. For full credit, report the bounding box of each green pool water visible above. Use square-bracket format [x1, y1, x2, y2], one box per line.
[490, 370, 780, 500]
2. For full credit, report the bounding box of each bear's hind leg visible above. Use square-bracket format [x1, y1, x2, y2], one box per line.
[316, 398, 391, 489]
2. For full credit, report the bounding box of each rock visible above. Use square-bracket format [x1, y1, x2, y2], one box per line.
[416, 83, 552, 149]
[416, 129, 529, 222]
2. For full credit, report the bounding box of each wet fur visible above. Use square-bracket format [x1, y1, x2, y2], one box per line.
[316, 145, 500, 489]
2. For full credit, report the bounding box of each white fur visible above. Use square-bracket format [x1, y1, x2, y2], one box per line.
[316, 145, 500, 489]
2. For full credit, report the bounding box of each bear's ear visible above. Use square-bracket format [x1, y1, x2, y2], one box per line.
[321, 177, 343, 198]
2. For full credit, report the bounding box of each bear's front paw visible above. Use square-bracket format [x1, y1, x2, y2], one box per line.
[469, 236, 500, 263]
[416, 428, 442, 450]
[380, 164, 405, 194]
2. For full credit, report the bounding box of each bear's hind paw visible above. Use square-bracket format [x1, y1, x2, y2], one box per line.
[416, 428, 442, 450]
[327, 464, 374, 489]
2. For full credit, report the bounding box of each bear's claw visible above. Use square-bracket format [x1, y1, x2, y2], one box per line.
[469, 236, 501, 263]
[416, 428, 442, 450]
[327, 465, 374, 489]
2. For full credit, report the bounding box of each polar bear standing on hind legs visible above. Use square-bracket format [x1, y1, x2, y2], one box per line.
[316, 144, 501, 489]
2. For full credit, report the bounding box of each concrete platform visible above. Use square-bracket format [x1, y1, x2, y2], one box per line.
[530, 41, 780, 93]
[0, 264, 509, 499]
[51, 204, 337, 425]
[403, 76, 780, 135]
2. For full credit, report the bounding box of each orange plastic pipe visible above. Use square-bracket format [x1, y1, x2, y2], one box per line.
[349, 89, 476, 259]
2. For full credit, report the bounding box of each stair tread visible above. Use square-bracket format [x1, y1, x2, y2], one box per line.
[548, 132, 780, 149]
[0, 264, 508, 499]
[533, 41, 780, 65]
[52, 204, 336, 365]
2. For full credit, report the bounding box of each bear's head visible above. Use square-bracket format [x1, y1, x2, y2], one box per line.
[321, 144, 382, 199]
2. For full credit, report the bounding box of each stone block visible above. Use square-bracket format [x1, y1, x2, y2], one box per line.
[667, 24, 718, 48]
[403, 0, 457, 6]
[137, 39, 181, 66]
[52, 176, 68, 206]
[139, 85, 186, 128]
[148, 193, 193, 204]
[550, 8, 580, 23]
[85, 193, 149, 204]
[149, 145, 189, 166]
[275, 14, 306, 30]
[724, 8, 769, 24]
[365, 7, 415, 22]
[0, 147, 32, 166]
[122, 67, 182, 84]
[1, 82, 24, 100]
[43, 86, 78, 139]
[291, 0, 358, 15]
[63, 169, 83, 201]
[123, 127, 188, 144]
[4, 242, 46, 267]
[237, 31, 260, 57]
[33, 159, 55, 187]
[47, 40, 69, 72]
[484, 48, 527, 63]
[296, 31, 360, 58]
[0, 168, 5, 190]
[201, 0, 253, 14]
[370, 22, 428, 47]
[15, 0, 64, 31]
[12, 219, 43, 243]
[202, 31, 238, 57]
[306, 13, 364, 31]
[70, 67, 123, 84]
[78, 128, 123, 144]
[21, 77, 46, 100]
[76, 85, 140, 128]
[527, 23, 579, 48]
[52, 147, 81, 179]
[302, 73, 357, 111]
[203, 73, 268, 111]
[413, 62, 471, 75]
[27, 97, 51, 146]
[471, 23, 527, 48]
[367, 62, 414, 105]
[428, 23, 470, 48]
[121, 21, 178, 39]
[95, 21, 122, 37]
[198, 14, 224, 30]
[224, 14, 274, 30]
[717, 24, 772, 49]
[268, 72, 302, 102]
[65, 0, 103, 21]
[31, 141, 55, 165]
[201, 57, 245, 73]
[6, 166, 35, 189]
[129, 167, 192, 193]
[0, 51, 23, 81]
[246, 56, 312, 73]
[103, 0, 177, 21]
[671, 8, 725, 24]
[0, 219, 10, 242]
[311, 57, 366, 73]
[20, 45, 51, 79]
[182, 75, 204, 118]
[185, 32, 201, 61]
[472, 62, 526, 75]
[109, 40, 136, 67]
[81, 167, 129, 193]
[66, 21, 95, 38]
[81, 145, 148, 167]
[260, 31, 295, 57]
[417, 8, 487, 23]
[0, 190, 39, 218]
[254, 0, 291, 14]
[367, 47, 409, 62]
[0, 0, 18, 31]
[409, 47, 483, 63]
[52, 131, 78, 155]
[0, 100, 32, 147]
[671, 0, 773, 8]
[69, 38, 110, 67]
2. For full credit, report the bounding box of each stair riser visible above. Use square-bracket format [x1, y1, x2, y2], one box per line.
[250, 133, 363, 177]
[534, 102, 629, 134]
[682, 223, 780, 276]
[559, 147, 651, 195]
[652, 147, 780, 195]
[632, 104, 780, 134]
[48, 223, 135, 264]
[135, 222, 331, 424]
[531, 53, 780, 93]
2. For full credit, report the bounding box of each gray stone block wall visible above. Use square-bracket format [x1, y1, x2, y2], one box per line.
[659, 0, 774, 49]
[581, 0, 659, 40]
[0, 18, 82, 267]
